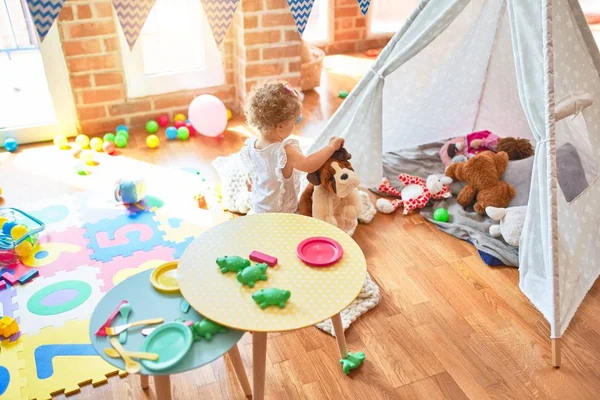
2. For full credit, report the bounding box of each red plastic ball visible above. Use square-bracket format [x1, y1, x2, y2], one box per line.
[157, 115, 169, 128]
[103, 141, 116, 155]
[174, 120, 186, 129]
[185, 121, 196, 136]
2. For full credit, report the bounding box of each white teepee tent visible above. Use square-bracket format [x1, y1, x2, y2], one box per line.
[308, 0, 600, 366]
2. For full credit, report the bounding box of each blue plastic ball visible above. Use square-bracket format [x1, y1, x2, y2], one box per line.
[115, 124, 129, 133]
[4, 138, 18, 152]
[165, 126, 178, 140]
[297, 114, 302, 124]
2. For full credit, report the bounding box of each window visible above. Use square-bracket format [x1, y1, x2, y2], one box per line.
[1, 0, 77, 144]
[118, 0, 224, 98]
[368, 0, 419, 36]
[302, 0, 331, 44]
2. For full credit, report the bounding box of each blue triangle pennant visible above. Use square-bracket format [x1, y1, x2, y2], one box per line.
[357, 0, 371, 16]
[26, 0, 65, 41]
[287, 0, 315, 36]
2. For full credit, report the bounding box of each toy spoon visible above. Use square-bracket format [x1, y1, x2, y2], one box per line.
[118, 303, 132, 344]
[110, 338, 140, 374]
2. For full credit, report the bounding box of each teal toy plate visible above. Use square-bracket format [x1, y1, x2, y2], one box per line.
[141, 322, 193, 371]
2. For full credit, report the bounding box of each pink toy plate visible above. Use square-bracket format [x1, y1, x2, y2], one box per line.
[297, 237, 343, 267]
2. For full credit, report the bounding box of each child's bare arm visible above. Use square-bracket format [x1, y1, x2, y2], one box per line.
[285, 137, 344, 173]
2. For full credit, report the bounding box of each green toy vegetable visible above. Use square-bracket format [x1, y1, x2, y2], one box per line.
[340, 351, 365, 374]
[216, 256, 250, 274]
[190, 318, 228, 341]
[237, 263, 268, 288]
[252, 288, 291, 309]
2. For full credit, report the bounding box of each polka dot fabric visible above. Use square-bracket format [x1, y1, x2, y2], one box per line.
[178, 213, 367, 332]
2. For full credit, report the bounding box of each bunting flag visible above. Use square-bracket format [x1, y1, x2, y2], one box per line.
[357, 0, 371, 16]
[26, 0, 65, 41]
[201, 0, 240, 47]
[112, 0, 156, 50]
[287, 0, 315, 36]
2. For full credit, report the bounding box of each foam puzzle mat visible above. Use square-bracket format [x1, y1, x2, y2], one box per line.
[0, 152, 231, 399]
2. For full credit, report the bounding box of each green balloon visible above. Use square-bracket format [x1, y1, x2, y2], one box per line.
[146, 120, 159, 134]
[114, 135, 128, 148]
[116, 129, 129, 139]
[103, 133, 115, 142]
[177, 127, 190, 140]
[433, 208, 449, 222]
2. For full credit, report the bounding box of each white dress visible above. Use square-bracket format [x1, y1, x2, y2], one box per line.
[241, 137, 301, 214]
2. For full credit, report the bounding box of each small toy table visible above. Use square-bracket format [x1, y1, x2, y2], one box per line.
[178, 213, 367, 400]
[89, 269, 250, 400]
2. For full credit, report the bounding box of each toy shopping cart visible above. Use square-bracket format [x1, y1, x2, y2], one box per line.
[0, 208, 45, 266]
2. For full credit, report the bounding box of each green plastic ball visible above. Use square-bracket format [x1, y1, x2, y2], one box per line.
[146, 120, 159, 134]
[116, 129, 129, 139]
[103, 133, 115, 142]
[177, 127, 190, 140]
[114, 135, 128, 148]
[433, 208, 449, 222]
[338, 90, 349, 99]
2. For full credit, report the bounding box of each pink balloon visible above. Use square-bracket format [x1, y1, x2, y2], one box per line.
[188, 95, 228, 137]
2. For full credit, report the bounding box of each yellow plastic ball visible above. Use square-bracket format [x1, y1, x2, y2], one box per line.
[90, 137, 104, 152]
[11, 224, 28, 240]
[53, 135, 68, 149]
[75, 134, 90, 148]
[80, 150, 95, 165]
[0, 216, 7, 228]
[174, 113, 186, 123]
[15, 241, 33, 258]
[226, 109, 232, 120]
[146, 134, 160, 149]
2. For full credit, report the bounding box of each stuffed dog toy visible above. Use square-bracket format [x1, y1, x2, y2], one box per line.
[299, 147, 362, 236]
[445, 151, 516, 214]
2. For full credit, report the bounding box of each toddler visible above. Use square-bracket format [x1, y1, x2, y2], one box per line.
[241, 81, 344, 214]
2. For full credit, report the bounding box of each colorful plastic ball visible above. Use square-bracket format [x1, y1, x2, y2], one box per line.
[53, 135, 69, 149]
[116, 129, 129, 140]
[80, 150, 95, 165]
[3, 138, 18, 152]
[177, 127, 190, 140]
[146, 134, 160, 149]
[90, 137, 104, 152]
[433, 208, 449, 222]
[15, 240, 33, 257]
[157, 114, 169, 127]
[338, 90, 349, 99]
[185, 121, 196, 136]
[114, 135, 128, 148]
[10, 224, 27, 240]
[174, 120, 186, 129]
[115, 124, 128, 133]
[146, 120, 159, 134]
[188, 95, 227, 137]
[103, 133, 115, 142]
[165, 126, 178, 140]
[174, 113, 187, 123]
[75, 134, 90, 148]
[103, 141, 116, 155]
[226, 109, 232, 120]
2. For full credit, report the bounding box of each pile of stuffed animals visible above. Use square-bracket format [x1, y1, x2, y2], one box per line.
[375, 131, 535, 248]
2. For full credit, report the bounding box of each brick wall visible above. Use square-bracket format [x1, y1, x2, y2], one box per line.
[320, 0, 392, 55]
[56, 0, 237, 135]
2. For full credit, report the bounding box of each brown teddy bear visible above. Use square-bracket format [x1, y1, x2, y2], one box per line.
[445, 151, 516, 214]
[299, 147, 362, 235]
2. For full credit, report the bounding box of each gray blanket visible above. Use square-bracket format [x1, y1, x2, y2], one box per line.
[373, 142, 519, 267]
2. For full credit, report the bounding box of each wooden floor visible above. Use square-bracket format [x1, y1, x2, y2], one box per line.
[3, 53, 600, 400]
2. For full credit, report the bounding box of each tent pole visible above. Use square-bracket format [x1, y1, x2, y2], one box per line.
[552, 338, 561, 368]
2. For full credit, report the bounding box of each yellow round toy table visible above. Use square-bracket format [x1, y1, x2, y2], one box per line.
[178, 213, 367, 400]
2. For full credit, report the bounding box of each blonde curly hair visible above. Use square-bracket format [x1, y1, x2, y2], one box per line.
[245, 81, 302, 135]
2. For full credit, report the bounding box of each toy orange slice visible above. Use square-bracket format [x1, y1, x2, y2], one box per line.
[150, 262, 180, 293]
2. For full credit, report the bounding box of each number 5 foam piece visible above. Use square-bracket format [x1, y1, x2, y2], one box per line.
[249, 251, 278, 267]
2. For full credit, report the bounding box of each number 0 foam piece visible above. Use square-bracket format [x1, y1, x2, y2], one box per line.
[17, 319, 126, 400]
[13, 266, 104, 335]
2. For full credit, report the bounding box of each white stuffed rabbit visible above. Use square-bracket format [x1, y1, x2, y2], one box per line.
[486, 206, 527, 247]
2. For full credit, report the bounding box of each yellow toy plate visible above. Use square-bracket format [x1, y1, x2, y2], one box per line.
[150, 262, 180, 293]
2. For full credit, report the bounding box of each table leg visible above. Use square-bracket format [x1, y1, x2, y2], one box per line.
[227, 343, 252, 398]
[140, 375, 149, 389]
[252, 331, 268, 400]
[331, 313, 348, 358]
[154, 375, 172, 400]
